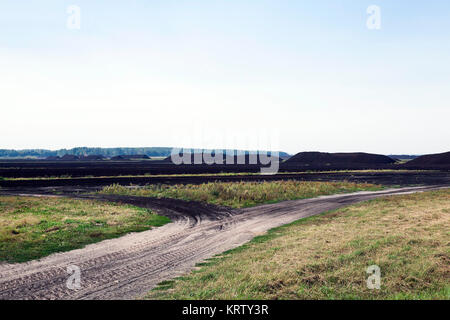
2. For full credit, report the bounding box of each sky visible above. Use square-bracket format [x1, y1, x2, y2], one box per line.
[1, 0, 449, 155]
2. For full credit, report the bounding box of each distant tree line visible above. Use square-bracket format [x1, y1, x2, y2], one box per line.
[388, 155, 419, 160]
[0, 147, 291, 159]
[0, 147, 173, 159]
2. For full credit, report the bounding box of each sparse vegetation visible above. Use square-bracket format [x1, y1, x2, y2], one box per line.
[0, 196, 170, 262]
[148, 189, 450, 300]
[99, 181, 382, 208]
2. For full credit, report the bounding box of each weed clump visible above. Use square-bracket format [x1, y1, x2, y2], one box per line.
[99, 181, 382, 208]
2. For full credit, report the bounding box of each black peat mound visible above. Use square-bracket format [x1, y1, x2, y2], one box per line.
[79, 155, 105, 161]
[45, 156, 61, 160]
[111, 154, 150, 160]
[403, 151, 450, 169]
[284, 152, 396, 167]
[60, 154, 80, 161]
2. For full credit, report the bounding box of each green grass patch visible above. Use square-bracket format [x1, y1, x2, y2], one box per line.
[0, 196, 170, 263]
[98, 180, 383, 208]
[146, 189, 450, 300]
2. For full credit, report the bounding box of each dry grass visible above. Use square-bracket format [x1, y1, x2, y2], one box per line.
[99, 181, 382, 208]
[0, 196, 170, 262]
[148, 189, 450, 300]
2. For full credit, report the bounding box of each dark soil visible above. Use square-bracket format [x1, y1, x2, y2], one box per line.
[78, 194, 236, 223]
[163, 153, 280, 165]
[403, 151, 450, 168]
[0, 151, 448, 180]
[285, 152, 396, 165]
[0, 160, 416, 179]
[1, 171, 449, 190]
[111, 155, 150, 160]
[0, 160, 268, 178]
[60, 154, 80, 161]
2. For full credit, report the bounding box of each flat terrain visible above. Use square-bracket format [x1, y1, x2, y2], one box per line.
[0, 185, 446, 299]
[0, 158, 448, 180]
[1, 171, 450, 189]
[148, 189, 450, 300]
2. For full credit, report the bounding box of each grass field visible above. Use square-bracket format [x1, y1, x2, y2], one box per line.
[148, 189, 450, 300]
[0, 196, 170, 263]
[99, 181, 382, 208]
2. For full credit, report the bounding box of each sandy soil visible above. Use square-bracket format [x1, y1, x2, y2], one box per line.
[0, 185, 447, 300]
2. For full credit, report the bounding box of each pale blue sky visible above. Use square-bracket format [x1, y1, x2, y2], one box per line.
[1, 1, 449, 154]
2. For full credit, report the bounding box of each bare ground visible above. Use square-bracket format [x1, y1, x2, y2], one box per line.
[0, 185, 448, 300]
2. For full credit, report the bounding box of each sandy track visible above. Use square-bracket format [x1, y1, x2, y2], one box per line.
[0, 185, 447, 300]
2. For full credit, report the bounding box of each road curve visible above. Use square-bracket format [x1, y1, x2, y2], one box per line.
[0, 185, 447, 300]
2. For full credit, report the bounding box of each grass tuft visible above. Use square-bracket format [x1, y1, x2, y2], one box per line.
[99, 180, 382, 208]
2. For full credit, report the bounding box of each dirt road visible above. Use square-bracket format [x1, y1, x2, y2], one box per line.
[0, 185, 447, 300]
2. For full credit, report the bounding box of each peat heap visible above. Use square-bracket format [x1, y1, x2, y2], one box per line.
[79, 155, 105, 161]
[402, 151, 450, 169]
[60, 154, 80, 161]
[45, 156, 60, 160]
[111, 154, 150, 160]
[282, 151, 396, 170]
